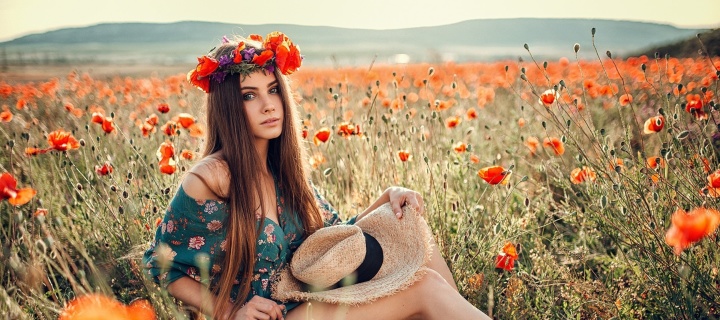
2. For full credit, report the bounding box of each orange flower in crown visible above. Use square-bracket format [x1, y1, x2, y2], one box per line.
[187, 32, 303, 93]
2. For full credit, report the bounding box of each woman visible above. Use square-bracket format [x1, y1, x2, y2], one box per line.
[143, 32, 490, 320]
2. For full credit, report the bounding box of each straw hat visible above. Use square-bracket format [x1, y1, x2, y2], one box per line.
[272, 202, 433, 305]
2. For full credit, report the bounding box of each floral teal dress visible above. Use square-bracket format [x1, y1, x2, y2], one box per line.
[142, 181, 355, 313]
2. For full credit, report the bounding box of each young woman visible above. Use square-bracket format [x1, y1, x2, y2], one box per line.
[143, 32, 491, 320]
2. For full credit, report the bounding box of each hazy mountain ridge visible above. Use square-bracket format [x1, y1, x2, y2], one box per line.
[0, 19, 704, 65]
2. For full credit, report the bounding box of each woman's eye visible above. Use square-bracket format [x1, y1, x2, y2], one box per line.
[242, 93, 256, 100]
[269, 86, 279, 94]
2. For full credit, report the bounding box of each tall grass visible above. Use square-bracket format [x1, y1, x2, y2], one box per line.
[1, 31, 719, 319]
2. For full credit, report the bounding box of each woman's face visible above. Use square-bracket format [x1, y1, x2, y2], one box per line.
[240, 71, 284, 143]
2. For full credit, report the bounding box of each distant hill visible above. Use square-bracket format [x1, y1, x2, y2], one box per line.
[0, 19, 704, 66]
[637, 28, 720, 58]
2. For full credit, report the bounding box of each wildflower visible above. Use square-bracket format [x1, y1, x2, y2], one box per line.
[525, 137, 540, 155]
[0, 172, 36, 206]
[0, 110, 12, 122]
[619, 93, 633, 106]
[685, 94, 707, 120]
[309, 153, 327, 169]
[495, 242, 518, 271]
[101, 117, 115, 134]
[95, 162, 113, 176]
[517, 118, 526, 128]
[34, 208, 48, 217]
[337, 122, 360, 137]
[469, 154, 480, 164]
[478, 166, 511, 185]
[539, 89, 558, 106]
[398, 150, 411, 162]
[466, 107, 478, 120]
[665, 207, 720, 255]
[59, 293, 157, 320]
[445, 116, 461, 129]
[313, 128, 331, 145]
[91, 112, 105, 124]
[161, 121, 178, 136]
[176, 113, 196, 128]
[570, 166, 597, 184]
[467, 273, 484, 291]
[159, 157, 177, 175]
[643, 116, 665, 134]
[542, 137, 565, 156]
[646, 156, 666, 169]
[180, 149, 195, 160]
[156, 141, 175, 160]
[24, 147, 46, 156]
[47, 129, 80, 151]
[157, 103, 170, 113]
[453, 142, 467, 153]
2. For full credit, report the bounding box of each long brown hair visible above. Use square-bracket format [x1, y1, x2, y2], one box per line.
[202, 40, 324, 319]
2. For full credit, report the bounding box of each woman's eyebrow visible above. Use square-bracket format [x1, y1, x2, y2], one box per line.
[240, 80, 279, 91]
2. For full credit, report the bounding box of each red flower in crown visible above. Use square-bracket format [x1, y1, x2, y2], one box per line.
[252, 50, 274, 67]
[195, 56, 220, 77]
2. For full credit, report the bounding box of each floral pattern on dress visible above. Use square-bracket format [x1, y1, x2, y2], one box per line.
[143, 180, 355, 313]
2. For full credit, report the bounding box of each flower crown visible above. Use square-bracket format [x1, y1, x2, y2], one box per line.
[187, 32, 302, 93]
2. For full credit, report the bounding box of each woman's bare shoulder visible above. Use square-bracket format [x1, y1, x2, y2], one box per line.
[182, 154, 230, 200]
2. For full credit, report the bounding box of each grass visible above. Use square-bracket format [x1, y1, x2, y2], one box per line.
[1, 33, 719, 319]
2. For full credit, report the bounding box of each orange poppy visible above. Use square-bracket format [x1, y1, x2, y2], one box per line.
[525, 137, 540, 155]
[337, 122, 360, 137]
[0, 110, 12, 122]
[466, 107, 478, 120]
[313, 127, 331, 145]
[665, 207, 720, 255]
[145, 114, 159, 126]
[161, 121, 178, 136]
[0, 172, 36, 206]
[570, 166, 597, 184]
[445, 116, 461, 129]
[708, 170, 720, 188]
[539, 89, 558, 106]
[187, 123, 205, 138]
[478, 166, 511, 185]
[101, 117, 115, 134]
[542, 137, 565, 156]
[453, 142, 467, 153]
[643, 115, 664, 134]
[495, 242, 518, 271]
[95, 162, 113, 176]
[34, 208, 48, 217]
[24, 147, 47, 156]
[398, 150, 412, 162]
[187, 69, 210, 93]
[58, 293, 157, 320]
[469, 154, 480, 164]
[646, 156, 666, 169]
[517, 118, 526, 128]
[157, 103, 170, 114]
[180, 149, 195, 160]
[176, 113, 196, 128]
[156, 141, 175, 160]
[233, 42, 247, 63]
[252, 50, 274, 66]
[619, 93, 633, 106]
[159, 158, 177, 175]
[47, 129, 80, 151]
[195, 56, 220, 77]
[91, 112, 105, 124]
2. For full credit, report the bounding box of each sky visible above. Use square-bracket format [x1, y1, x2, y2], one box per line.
[1, 0, 719, 42]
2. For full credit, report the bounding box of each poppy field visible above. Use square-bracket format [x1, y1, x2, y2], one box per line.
[2, 34, 720, 319]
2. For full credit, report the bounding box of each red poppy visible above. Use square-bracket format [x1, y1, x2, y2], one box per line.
[195, 56, 219, 77]
[158, 157, 177, 175]
[539, 89, 558, 106]
[453, 142, 467, 153]
[91, 112, 105, 124]
[313, 128, 331, 145]
[478, 166, 511, 185]
[643, 116, 665, 134]
[685, 94, 703, 113]
[248, 34, 263, 42]
[101, 117, 115, 134]
[495, 242, 518, 271]
[466, 107, 478, 120]
[25, 147, 47, 156]
[47, 129, 80, 151]
[264, 31, 289, 52]
[665, 207, 720, 255]
[95, 162, 113, 176]
[398, 150, 411, 162]
[156, 141, 175, 160]
[337, 122, 360, 137]
[187, 69, 210, 93]
[646, 156, 666, 169]
[145, 114, 159, 126]
[445, 116, 461, 129]
[525, 137, 540, 155]
[302, 128, 308, 139]
[570, 167, 597, 184]
[161, 121, 178, 136]
[252, 50, 274, 67]
[176, 113, 196, 128]
[0, 172, 36, 206]
[157, 103, 170, 114]
[542, 137, 565, 156]
[619, 93, 633, 106]
[180, 149, 195, 160]
[0, 110, 12, 122]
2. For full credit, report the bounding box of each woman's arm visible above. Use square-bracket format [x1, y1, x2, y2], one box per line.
[356, 186, 424, 221]
[167, 276, 222, 316]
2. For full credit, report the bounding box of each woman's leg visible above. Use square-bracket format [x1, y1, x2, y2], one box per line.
[427, 239, 458, 291]
[285, 270, 491, 320]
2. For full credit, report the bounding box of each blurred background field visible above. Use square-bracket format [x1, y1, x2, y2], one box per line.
[1, 20, 720, 319]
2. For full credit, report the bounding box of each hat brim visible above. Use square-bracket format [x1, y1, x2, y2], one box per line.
[272, 203, 433, 305]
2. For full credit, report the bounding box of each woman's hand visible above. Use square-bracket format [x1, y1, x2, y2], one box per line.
[232, 296, 285, 320]
[386, 186, 424, 218]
